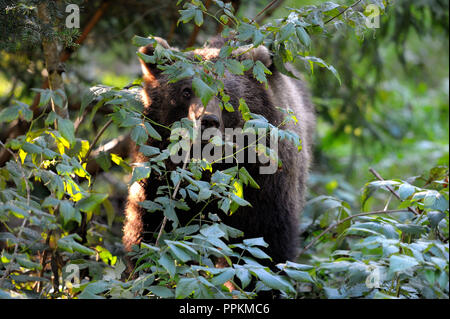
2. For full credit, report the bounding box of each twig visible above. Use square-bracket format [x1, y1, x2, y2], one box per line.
[323, 0, 363, 25]
[251, 0, 280, 23]
[155, 144, 191, 247]
[369, 168, 419, 215]
[59, 1, 111, 62]
[298, 209, 407, 256]
[154, 117, 203, 247]
[255, 0, 285, 24]
[82, 118, 113, 163]
[186, 0, 212, 47]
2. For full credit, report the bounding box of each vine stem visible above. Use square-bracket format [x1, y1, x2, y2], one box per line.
[154, 118, 203, 247]
[81, 118, 113, 163]
[323, 0, 363, 25]
[369, 167, 419, 215]
[297, 209, 408, 257]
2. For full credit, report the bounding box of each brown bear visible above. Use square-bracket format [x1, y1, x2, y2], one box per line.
[123, 37, 315, 266]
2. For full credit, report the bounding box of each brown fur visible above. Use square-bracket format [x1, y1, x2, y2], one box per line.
[123, 37, 315, 265]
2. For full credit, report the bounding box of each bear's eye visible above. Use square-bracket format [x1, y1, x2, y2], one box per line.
[182, 88, 192, 99]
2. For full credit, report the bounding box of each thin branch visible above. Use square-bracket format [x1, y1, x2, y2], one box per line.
[154, 117, 204, 247]
[155, 143, 191, 247]
[323, 0, 363, 25]
[81, 118, 113, 163]
[186, 0, 212, 47]
[251, 0, 280, 23]
[255, 0, 285, 24]
[59, 1, 111, 62]
[369, 168, 419, 215]
[298, 209, 407, 256]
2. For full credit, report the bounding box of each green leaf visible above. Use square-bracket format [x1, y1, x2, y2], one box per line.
[230, 193, 251, 207]
[246, 247, 271, 260]
[251, 268, 295, 293]
[295, 26, 310, 48]
[192, 77, 216, 106]
[273, 54, 299, 79]
[130, 165, 151, 184]
[235, 266, 251, 288]
[239, 167, 260, 189]
[0, 105, 20, 123]
[175, 278, 197, 299]
[58, 118, 76, 145]
[211, 268, 235, 285]
[95, 151, 111, 171]
[139, 200, 162, 212]
[132, 35, 155, 47]
[166, 242, 193, 262]
[149, 286, 174, 298]
[155, 197, 179, 227]
[389, 255, 419, 273]
[238, 98, 251, 121]
[57, 234, 95, 255]
[37, 89, 53, 107]
[279, 23, 295, 42]
[194, 9, 203, 26]
[197, 188, 212, 202]
[121, 116, 141, 128]
[60, 200, 81, 226]
[424, 191, 448, 212]
[200, 224, 226, 238]
[158, 253, 176, 278]
[237, 23, 256, 41]
[303, 56, 341, 85]
[131, 125, 148, 145]
[179, 4, 199, 25]
[78, 281, 109, 299]
[225, 59, 244, 75]
[253, 29, 264, 46]
[80, 90, 95, 114]
[75, 193, 108, 213]
[144, 122, 162, 141]
[15, 254, 42, 270]
[22, 142, 43, 154]
[243, 237, 268, 247]
[284, 269, 314, 283]
[398, 183, 416, 200]
[427, 211, 446, 228]
[219, 45, 233, 59]
[139, 146, 160, 158]
[253, 60, 272, 85]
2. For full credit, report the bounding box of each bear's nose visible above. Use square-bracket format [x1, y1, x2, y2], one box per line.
[201, 114, 220, 130]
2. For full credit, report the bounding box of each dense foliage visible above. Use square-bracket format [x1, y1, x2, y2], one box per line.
[0, 0, 448, 299]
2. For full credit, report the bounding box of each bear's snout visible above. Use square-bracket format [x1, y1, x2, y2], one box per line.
[201, 114, 220, 130]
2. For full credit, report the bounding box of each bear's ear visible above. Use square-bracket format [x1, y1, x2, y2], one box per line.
[138, 37, 171, 87]
[236, 45, 272, 68]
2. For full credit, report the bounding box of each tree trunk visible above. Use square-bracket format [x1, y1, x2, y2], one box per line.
[37, 2, 69, 119]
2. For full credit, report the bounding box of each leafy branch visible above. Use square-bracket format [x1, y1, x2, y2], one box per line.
[298, 209, 408, 257]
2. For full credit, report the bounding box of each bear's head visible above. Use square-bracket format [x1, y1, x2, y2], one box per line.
[137, 37, 274, 141]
